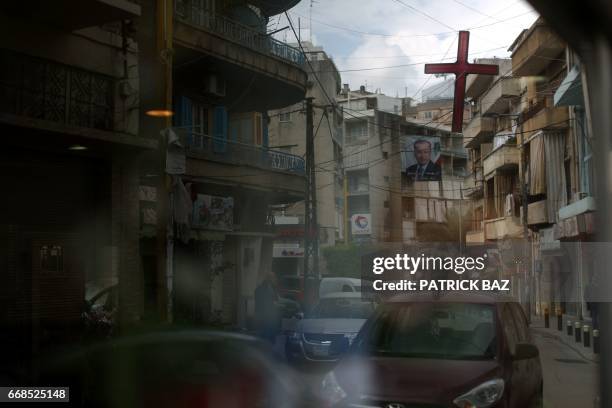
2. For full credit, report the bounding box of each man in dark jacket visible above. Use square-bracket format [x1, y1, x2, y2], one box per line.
[406, 139, 442, 181]
[255, 273, 280, 342]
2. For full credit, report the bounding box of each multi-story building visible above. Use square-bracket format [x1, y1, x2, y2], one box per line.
[462, 18, 596, 323]
[0, 0, 144, 375]
[463, 57, 523, 250]
[267, 42, 343, 277]
[409, 80, 472, 128]
[510, 17, 595, 322]
[162, 0, 307, 328]
[337, 87, 402, 244]
[337, 87, 467, 245]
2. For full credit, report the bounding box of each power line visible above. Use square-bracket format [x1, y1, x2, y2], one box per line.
[391, 0, 457, 32]
[286, 9, 535, 39]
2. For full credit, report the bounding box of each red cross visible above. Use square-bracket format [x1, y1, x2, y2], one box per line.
[424, 31, 499, 133]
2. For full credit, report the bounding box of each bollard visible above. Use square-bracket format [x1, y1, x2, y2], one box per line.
[544, 308, 550, 328]
[593, 329, 600, 354]
[557, 310, 563, 331]
[567, 320, 573, 336]
[575, 321, 582, 343]
[583, 325, 590, 348]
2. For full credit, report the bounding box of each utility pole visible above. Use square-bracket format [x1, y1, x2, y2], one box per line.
[304, 97, 319, 309]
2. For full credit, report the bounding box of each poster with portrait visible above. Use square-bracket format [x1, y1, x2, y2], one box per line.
[401, 135, 442, 182]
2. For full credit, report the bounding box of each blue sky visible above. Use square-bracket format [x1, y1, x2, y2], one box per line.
[272, 0, 539, 101]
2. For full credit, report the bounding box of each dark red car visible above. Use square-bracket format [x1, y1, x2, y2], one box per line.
[320, 292, 543, 408]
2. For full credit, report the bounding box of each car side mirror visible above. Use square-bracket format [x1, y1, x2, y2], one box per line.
[513, 343, 539, 360]
[294, 312, 304, 320]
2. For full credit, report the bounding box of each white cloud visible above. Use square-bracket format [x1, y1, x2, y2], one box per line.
[280, 0, 539, 99]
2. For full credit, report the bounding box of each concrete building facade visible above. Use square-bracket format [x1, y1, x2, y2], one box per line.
[267, 42, 344, 277]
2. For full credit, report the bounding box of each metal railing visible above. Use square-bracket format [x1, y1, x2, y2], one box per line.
[174, 128, 305, 176]
[174, 0, 305, 67]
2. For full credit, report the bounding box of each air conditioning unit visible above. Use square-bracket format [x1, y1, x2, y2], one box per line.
[203, 75, 226, 97]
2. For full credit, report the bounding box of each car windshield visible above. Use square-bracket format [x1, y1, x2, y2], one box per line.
[308, 298, 375, 319]
[359, 302, 497, 360]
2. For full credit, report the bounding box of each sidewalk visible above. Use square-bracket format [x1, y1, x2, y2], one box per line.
[530, 315, 599, 363]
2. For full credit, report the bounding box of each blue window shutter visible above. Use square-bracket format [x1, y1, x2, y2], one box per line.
[213, 106, 228, 153]
[180, 96, 193, 145]
[262, 114, 269, 148]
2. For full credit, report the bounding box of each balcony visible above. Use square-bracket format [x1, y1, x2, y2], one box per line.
[466, 58, 503, 98]
[527, 199, 550, 225]
[463, 115, 495, 148]
[173, 1, 307, 111]
[0, 49, 152, 149]
[521, 106, 569, 139]
[466, 229, 485, 245]
[179, 131, 305, 175]
[483, 144, 519, 176]
[480, 78, 520, 116]
[463, 169, 483, 197]
[511, 20, 565, 76]
[484, 216, 523, 240]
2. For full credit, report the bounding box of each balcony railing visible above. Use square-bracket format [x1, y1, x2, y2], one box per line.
[175, 0, 304, 67]
[0, 49, 114, 131]
[175, 128, 305, 176]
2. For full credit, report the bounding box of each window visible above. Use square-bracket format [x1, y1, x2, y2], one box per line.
[192, 104, 209, 139]
[348, 170, 369, 193]
[346, 121, 368, 144]
[360, 303, 497, 360]
[382, 151, 389, 160]
[279, 111, 291, 122]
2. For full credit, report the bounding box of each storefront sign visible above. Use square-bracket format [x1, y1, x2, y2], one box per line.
[351, 213, 371, 235]
[273, 244, 304, 258]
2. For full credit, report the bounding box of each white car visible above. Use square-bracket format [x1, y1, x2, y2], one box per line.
[285, 292, 377, 364]
[319, 277, 364, 297]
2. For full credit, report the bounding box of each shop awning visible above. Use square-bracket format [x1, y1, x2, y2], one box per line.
[554, 65, 583, 107]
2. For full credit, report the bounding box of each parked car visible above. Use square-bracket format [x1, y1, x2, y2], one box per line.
[285, 292, 377, 365]
[39, 330, 310, 408]
[319, 278, 363, 298]
[320, 292, 543, 408]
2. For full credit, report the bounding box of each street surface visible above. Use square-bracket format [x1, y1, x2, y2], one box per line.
[531, 324, 599, 408]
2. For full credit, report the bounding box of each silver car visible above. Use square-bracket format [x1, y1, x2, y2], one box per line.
[285, 292, 377, 364]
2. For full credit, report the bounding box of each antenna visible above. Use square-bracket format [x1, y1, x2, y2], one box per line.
[309, 0, 319, 43]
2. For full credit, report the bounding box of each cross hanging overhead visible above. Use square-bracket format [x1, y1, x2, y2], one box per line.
[424, 31, 499, 133]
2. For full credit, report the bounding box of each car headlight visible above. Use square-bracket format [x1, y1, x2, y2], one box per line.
[321, 371, 347, 406]
[453, 378, 505, 408]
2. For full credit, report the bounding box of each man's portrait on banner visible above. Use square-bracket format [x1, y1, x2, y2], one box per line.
[402, 136, 442, 182]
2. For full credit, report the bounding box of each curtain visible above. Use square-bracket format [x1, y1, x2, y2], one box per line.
[544, 132, 567, 222]
[529, 134, 546, 195]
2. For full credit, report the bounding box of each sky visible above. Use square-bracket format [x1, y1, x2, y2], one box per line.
[271, 0, 539, 102]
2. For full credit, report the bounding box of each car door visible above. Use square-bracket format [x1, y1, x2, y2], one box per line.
[500, 303, 528, 407]
[509, 303, 541, 403]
